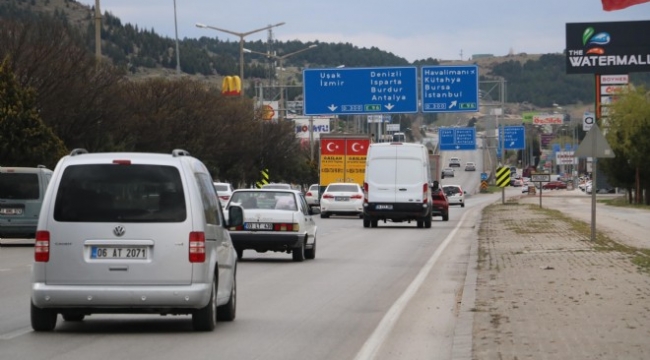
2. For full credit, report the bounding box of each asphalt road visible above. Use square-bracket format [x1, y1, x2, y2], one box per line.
[0, 147, 500, 360]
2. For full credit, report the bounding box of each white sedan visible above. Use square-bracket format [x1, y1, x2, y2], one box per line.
[225, 189, 317, 261]
[319, 183, 364, 218]
[305, 184, 320, 209]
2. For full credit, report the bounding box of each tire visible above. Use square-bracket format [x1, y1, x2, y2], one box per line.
[236, 248, 244, 260]
[371, 219, 378, 228]
[292, 239, 305, 262]
[320, 212, 329, 219]
[192, 278, 217, 331]
[443, 212, 449, 221]
[363, 216, 370, 228]
[424, 216, 432, 228]
[31, 301, 57, 332]
[417, 220, 423, 228]
[358, 213, 364, 219]
[62, 314, 85, 322]
[461, 203, 465, 208]
[217, 271, 236, 321]
[305, 238, 316, 260]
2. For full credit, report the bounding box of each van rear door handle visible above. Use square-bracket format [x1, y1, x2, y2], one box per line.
[399, 188, 407, 191]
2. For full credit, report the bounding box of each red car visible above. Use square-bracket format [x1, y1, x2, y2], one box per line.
[431, 190, 449, 221]
[542, 181, 567, 190]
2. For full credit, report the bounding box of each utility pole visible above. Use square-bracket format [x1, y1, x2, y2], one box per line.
[94, 0, 101, 61]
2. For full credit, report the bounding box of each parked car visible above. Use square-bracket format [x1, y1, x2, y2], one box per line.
[542, 181, 567, 190]
[442, 185, 465, 207]
[30, 149, 243, 332]
[431, 190, 449, 221]
[320, 183, 364, 218]
[442, 167, 455, 178]
[304, 184, 320, 209]
[213, 182, 234, 208]
[449, 157, 461, 167]
[464, 162, 476, 171]
[1, 165, 53, 239]
[226, 189, 317, 261]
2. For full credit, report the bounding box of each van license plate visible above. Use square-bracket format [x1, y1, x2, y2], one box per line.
[0, 208, 23, 215]
[245, 222, 272, 230]
[375, 205, 393, 210]
[91, 247, 147, 259]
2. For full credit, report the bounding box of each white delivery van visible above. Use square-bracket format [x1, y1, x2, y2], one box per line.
[363, 143, 432, 228]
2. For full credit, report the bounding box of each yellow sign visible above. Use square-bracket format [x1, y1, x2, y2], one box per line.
[262, 105, 275, 121]
[345, 155, 367, 185]
[255, 168, 269, 188]
[496, 166, 510, 188]
[221, 76, 241, 96]
[320, 155, 345, 185]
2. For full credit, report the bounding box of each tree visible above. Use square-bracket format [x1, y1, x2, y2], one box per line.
[604, 85, 650, 204]
[0, 57, 67, 168]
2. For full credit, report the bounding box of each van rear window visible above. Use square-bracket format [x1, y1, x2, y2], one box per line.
[0, 173, 40, 200]
[53, 164, 186, 222]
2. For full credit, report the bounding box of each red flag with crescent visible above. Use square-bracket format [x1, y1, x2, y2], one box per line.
[601, 0, 650, 11]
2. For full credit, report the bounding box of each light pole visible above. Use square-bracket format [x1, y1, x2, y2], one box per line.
[173, 0, 180, 74]
[195, 21, 286, 96]
[244, 45, 317, 120]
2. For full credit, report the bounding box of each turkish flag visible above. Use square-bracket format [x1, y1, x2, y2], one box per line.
[602, 0, 650, 11]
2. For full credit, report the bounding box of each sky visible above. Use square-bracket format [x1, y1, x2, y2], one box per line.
[77, 0, 650, 62]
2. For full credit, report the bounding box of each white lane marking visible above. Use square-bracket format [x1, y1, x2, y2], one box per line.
[353, 208, 475, 360]
[0, 269, 10, 272]
[0, 327, 32, 340]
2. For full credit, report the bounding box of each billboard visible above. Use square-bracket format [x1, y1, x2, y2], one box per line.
[566, 20, 650, 74]
[319, 135, 371, 187]
[293, 118, 331, 139]
[533, 114, 564, 125]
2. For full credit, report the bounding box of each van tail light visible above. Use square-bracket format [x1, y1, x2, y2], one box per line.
[273, 223, 299, 232]
[189, 232, 206, 263]
[363, 182, 369, 203]
[322, 194, 334, 199]
[35, 231, 50, 262]
[422, 184, 428, 204]
[351, 194, 363, 199]
[219, 195, 230, 201]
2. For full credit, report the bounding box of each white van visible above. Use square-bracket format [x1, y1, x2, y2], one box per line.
[30, 149, 244, 332]
[363, 143, 432, 228]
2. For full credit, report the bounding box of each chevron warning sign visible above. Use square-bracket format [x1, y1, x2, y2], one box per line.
[255, 169, 269, 188]
[496, 166, 510, 188]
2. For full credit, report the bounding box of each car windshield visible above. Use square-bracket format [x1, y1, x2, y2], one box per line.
[443, 186, 461, 194]
[230, 191, 297, 210]
[53, 164, 186, 222]
[327, 184, 359, 193]
[262, 184, 291, 189]
[0, 173, 40, 200]
[213, 184, 230, 192]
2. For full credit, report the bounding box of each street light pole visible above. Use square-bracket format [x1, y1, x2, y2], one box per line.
[94, 0, 101, 61]
[244, 44, 317, 120]
[173, 0, 181, 74]
[195, 21, 286, 96]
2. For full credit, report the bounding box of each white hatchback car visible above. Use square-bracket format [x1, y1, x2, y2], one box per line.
[213, 182, 234, 208]
[226, 189, 317, 261]
[442, 184, 465, 207]
[31, 149, 244, 332]
[320, 183, 364, 219]
[304, 184, 320, 209]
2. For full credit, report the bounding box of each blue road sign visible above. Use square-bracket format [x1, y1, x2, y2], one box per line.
[421, 65, 479, 113]
[439, 127, 476, 151]
[480, 172, 488, 181]
[303, 67, 418, 116]
[502, 125, 526, 150]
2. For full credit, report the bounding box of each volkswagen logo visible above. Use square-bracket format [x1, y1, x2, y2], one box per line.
[113, 225, 125, 237]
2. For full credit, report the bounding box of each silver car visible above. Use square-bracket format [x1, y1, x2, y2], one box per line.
[442, 167, 455, 178]
[31, 149, 244, 332]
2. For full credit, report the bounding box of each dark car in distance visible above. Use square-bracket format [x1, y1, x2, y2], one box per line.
[542, 181, 567, 190]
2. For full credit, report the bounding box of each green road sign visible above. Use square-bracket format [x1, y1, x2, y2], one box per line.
[365, 104, 381, 111]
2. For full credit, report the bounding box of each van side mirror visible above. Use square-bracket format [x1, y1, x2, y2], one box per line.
[227, 205, 244, 228]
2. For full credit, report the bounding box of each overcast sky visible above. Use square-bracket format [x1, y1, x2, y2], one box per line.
[77, 0, 649, 62]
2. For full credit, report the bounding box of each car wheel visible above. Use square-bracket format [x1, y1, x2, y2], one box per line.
[461, 203, 465, 208]
[358, 213, 364, 219]
[62, 314, 85, 322]
[442, 212, 449, 221]
[192, 278, 217, 331]
[217, 271, 236, 321]
[31, 301, 57, 332]
[363, 216, 370, 228]
[417, 220, 423, 228]
[424, 216, 432, 228]
[292, 239, 306, 262]
[236, 248, 244, 260]
[320, 212, 330, 219]
[371, 219, 378, 228]
[305, 237, 316, 260]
